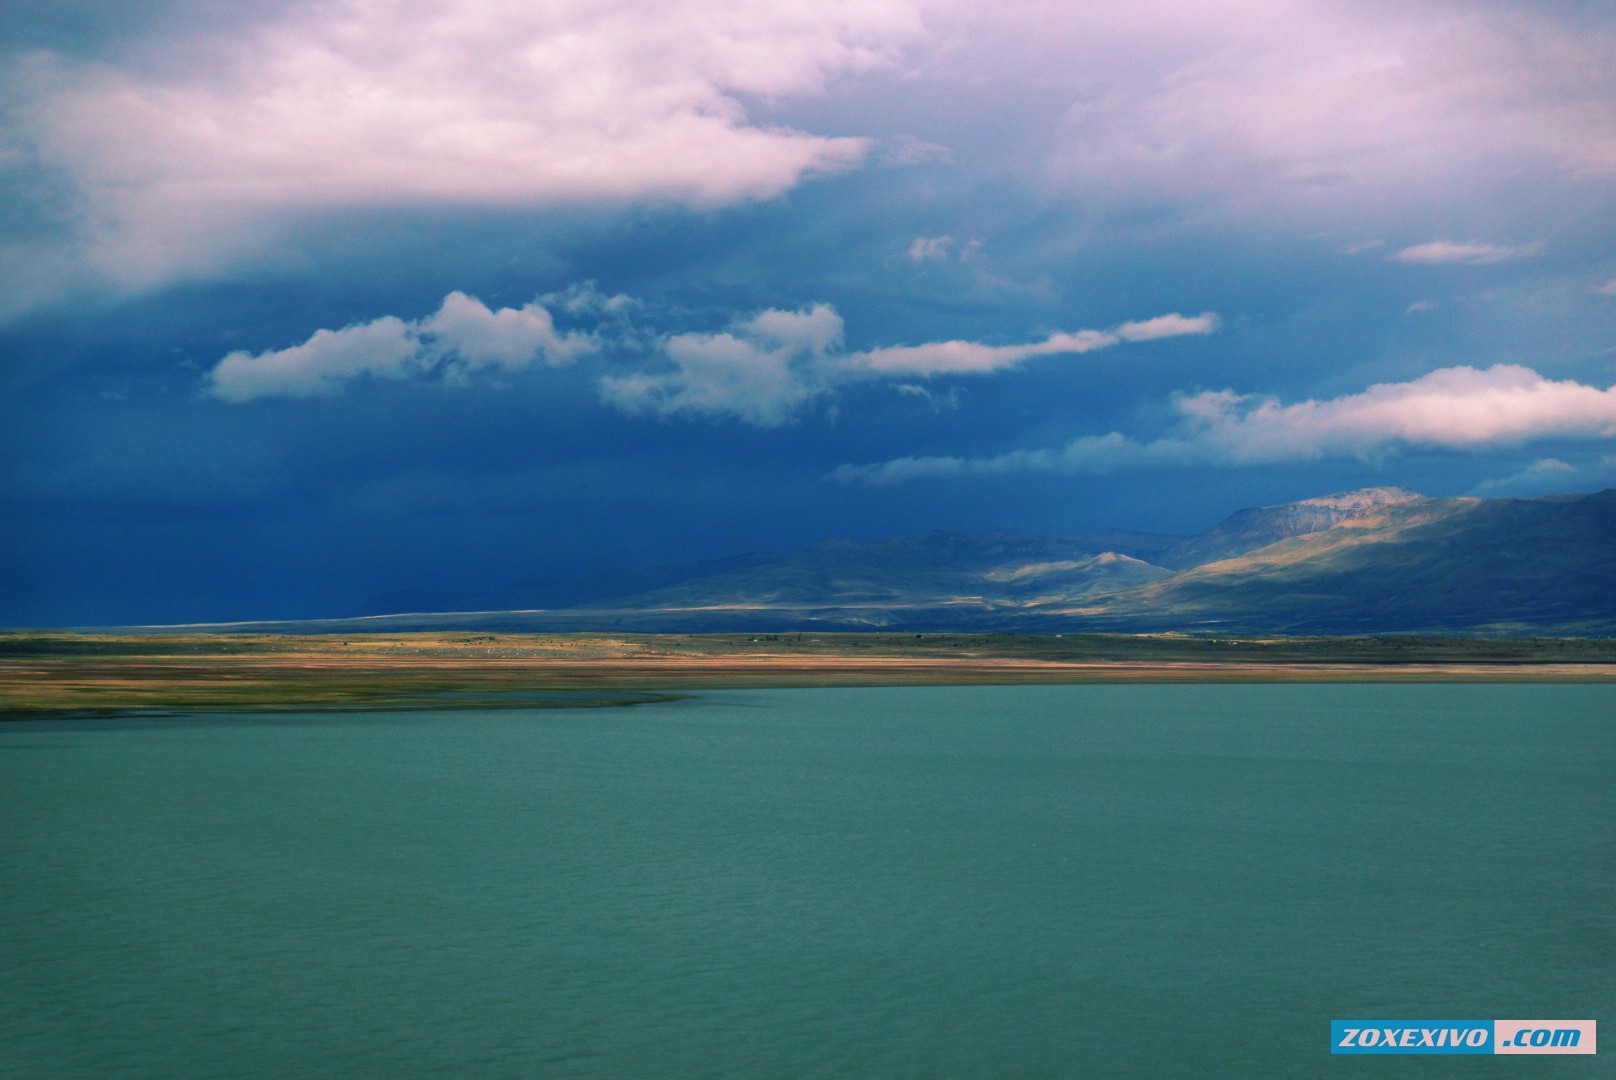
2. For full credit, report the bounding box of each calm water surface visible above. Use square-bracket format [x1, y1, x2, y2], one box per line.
[3, 685, 1612, 1078]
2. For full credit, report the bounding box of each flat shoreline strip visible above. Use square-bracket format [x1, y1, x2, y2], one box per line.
[4, 631, 1615, 718]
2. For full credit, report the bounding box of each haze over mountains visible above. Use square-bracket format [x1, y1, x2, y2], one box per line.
[327, 487, 1616, 636]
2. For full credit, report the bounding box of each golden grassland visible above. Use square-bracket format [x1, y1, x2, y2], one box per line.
[3, 630, 1614, 719]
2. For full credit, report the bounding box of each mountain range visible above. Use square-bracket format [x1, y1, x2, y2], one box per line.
[335, 487, 1616, 636]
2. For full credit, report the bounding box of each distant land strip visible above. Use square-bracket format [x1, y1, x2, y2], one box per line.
[3, 632, 1615, 720]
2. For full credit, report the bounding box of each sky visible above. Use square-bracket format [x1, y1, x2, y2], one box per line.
[4, 0, 1616, 626]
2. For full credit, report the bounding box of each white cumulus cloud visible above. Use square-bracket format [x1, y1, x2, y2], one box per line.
[207, 291, 593, 401]
[1181, 364, 1616, 459]
[1467, 457, 1578, 498]
[907, 235, 956, 262]
[836, 364, 1616, 483]
[612, 306, 1218, 422]
[1390, 240, 1542, 265]
[209, 289, 1217, 423]
[844, 312, 1217, 376]
[599, 304, 845, 426]
[1113, 312, 1220, 342]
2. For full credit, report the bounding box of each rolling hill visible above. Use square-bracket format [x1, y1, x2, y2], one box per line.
[330, 487, 1614, 636]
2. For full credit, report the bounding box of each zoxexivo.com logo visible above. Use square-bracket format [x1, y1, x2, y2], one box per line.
[1331, 1020, 1596, 1055]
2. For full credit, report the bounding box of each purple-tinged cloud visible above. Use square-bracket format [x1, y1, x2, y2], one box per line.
[4, 0, 925, 315]
[1024, 1, 1616, 214]
[836, 364, 1616, 483]
[7, 1, 1614, 323]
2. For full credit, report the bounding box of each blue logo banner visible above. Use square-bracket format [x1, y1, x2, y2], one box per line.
[1331, 1020, 1493, 1054]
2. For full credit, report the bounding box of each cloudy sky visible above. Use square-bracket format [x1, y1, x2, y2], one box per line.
[4, 0, 1616, 625]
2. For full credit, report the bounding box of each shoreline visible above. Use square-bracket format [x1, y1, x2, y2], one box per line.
[4, 631, 1615, 719]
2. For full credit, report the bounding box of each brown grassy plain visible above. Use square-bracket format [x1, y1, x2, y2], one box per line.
[3, 631, 1614, 719]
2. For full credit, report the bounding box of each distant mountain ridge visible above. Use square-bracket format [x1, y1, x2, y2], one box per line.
[341, 487, 1615, 636]
[1156, 486, 1424, 568]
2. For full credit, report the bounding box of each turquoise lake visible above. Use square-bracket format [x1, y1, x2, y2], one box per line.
[3, 684, 1611, 1077]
